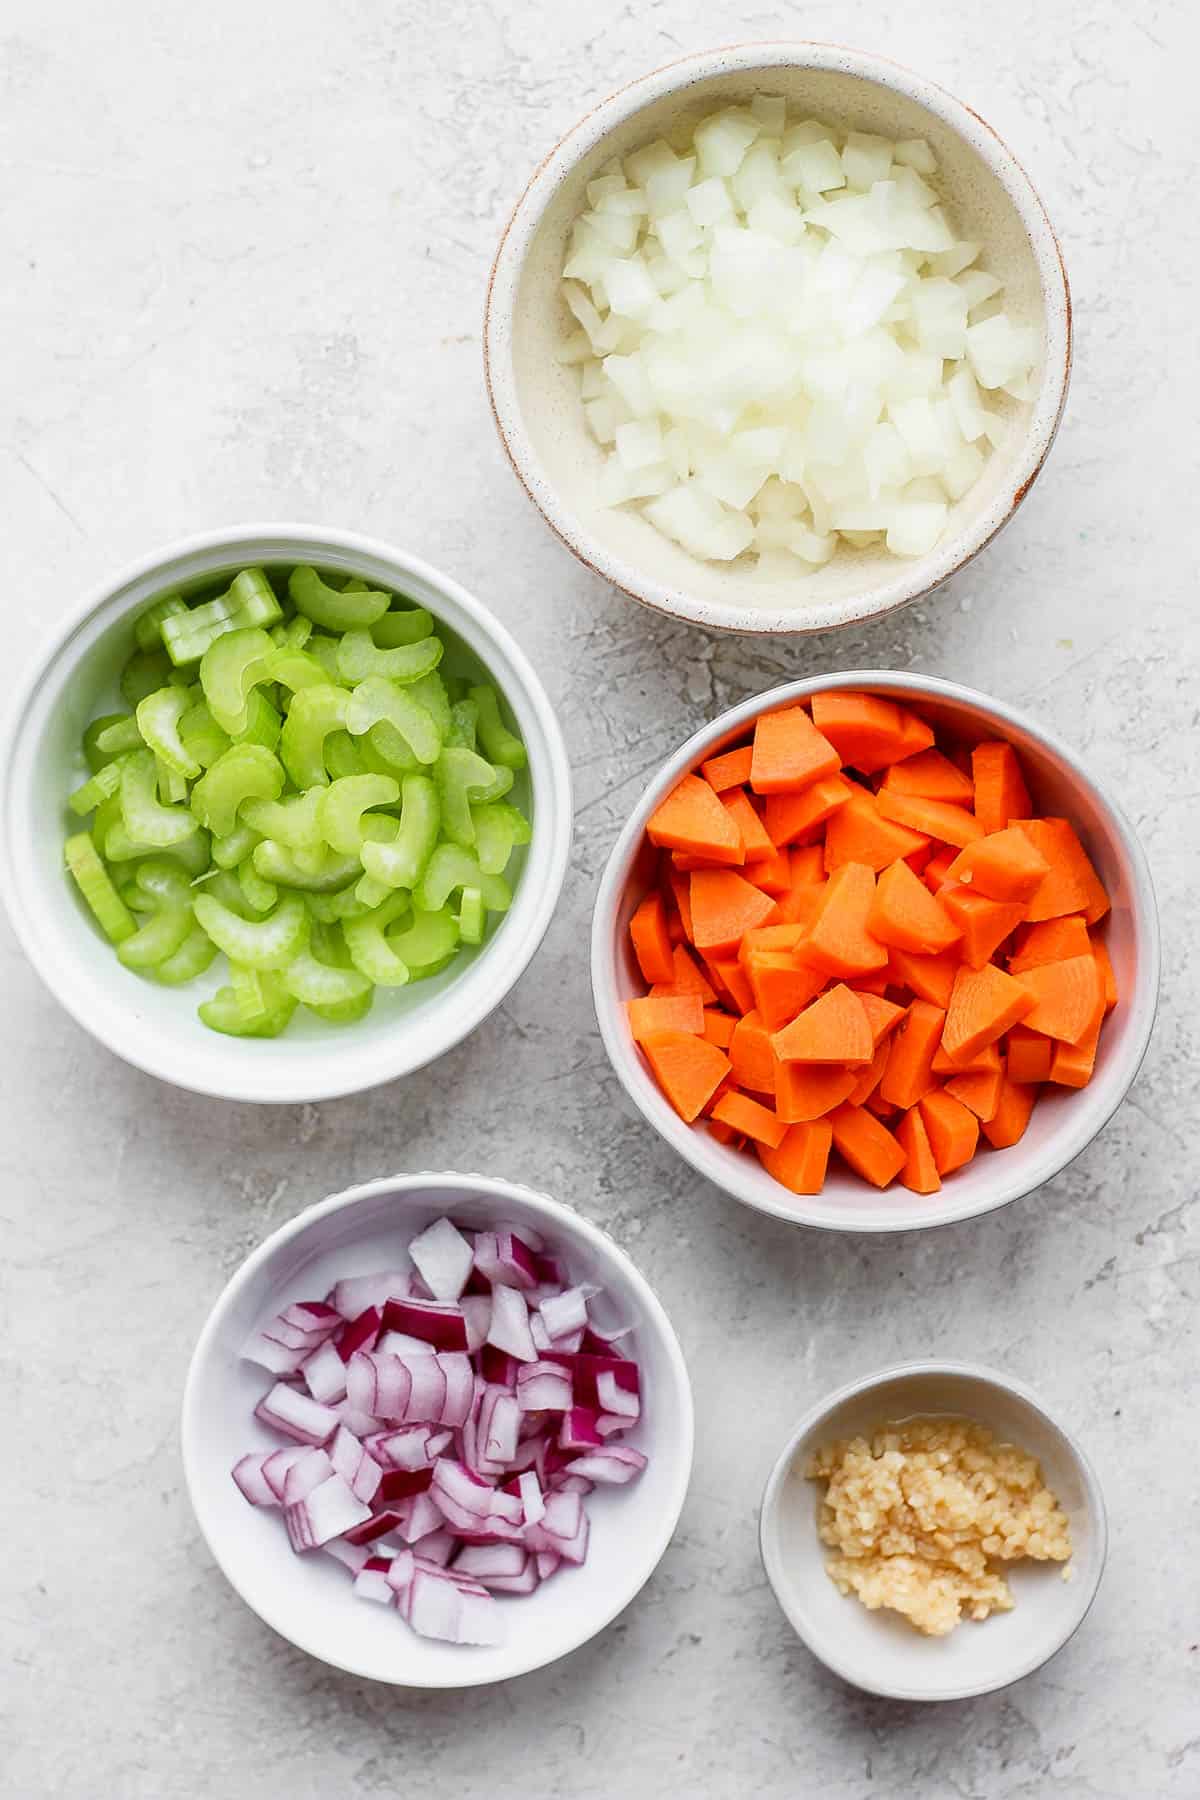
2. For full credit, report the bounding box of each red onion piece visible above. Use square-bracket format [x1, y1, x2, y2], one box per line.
[285, 1472, 371, 1550]
[322, 1536, 370, 1574]
[486, 1284, 537, 1363]
[353, 1562, 395, 1605]
[301, 1339, 349, 1404]
[335, 1307, 382, 1363]
[409, 1217, 474, 1303]
[515, 1361, 572, 1413]
[329, 1271, 408, 1320]
[232, 1452, 277, 1506]
[281, 1446, 335, 1507]
[255, 1383, 339, 1447]
[561, 1446, 648, 1485]
[409, 1526, 456, 1567]
[558, 1406, 604, 1452]
[537, 1286, 590, 1341]
[381, 1297, 469, 1352]
[452, 1542, 526, 1579]
[378, 1467, 435, 1501]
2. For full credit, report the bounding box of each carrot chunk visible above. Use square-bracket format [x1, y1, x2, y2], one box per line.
[641, 1031, 731, 1122]
[847, 1039, 892, 1107]
[790, 844, 827, 886]
[706, 957, 755, 1014]
[945, 827, 1050, 903]
[749, 841, 795, 896]
[922, 847, 957, 893]
[796, 862, 889, 979]
[882, 748, 974, 805]
[1018, 954, 1105, 1044]
[879, 999, 945, 1109]
[762, 774, 854, 848]
[649, 943, 717, 1006]
[930, 1039, 1001, 1076]
[972, 741, 1032, 835]
[750, 706, 841, 795]
[939, 887, 1027, 969]
[824, 787, 929, 873]
[1005, 1024, 1054, 1084]
[728, 1009, 777, 1096]
[707, 1118, 743, 1148]
[721, 788, 776, 861]
[771, 983, 874, 1065]
[1048, 1007, 1103, 1088]
[919, 1089, 980, 1174]
[856, 991, 906, 1047]
[756, 1120, 833, 1193]
[626, 994, 705, 1041]
[647, 774, 744, 865]
[773, 1059, 859, 1123]
[877, 789, 985, 850]
[702, 1008, 737, 1049]
[1091, 935, 1118, 1011]
[886, 946, 958, 1009]
[712, 1089, 788, 1148]
[981, 1077, 1038, 1148]
[811, 692, 932, 774]
[629, 891, 676, 985]
[868, 858, 961, 955]
[1015, 820, 1110, 924]
[688, 868, 777, 956]
[896, 1106, 941, 1194]
[700, 745, 753, 793]
[942, 964, 1034, 1063]
[744, 950, 825, 1030]
[944, 1064, 1004, 1123]
[1008, 915, 1091, 972]
[829, 1103, 906, 1187]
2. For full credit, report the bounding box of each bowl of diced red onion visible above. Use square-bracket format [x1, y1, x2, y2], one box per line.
[181, 1171, 694, 1686]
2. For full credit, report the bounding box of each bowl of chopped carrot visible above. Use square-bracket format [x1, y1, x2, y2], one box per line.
[591, 673, 1159, 1231]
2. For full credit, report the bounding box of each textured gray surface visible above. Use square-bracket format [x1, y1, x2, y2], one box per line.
[1, 3, 1196, 1796]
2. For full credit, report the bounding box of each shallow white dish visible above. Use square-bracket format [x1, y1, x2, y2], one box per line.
[759, 1360, 1107, 1701]
[181, 1170, 694, 1687]
[0, 524, 572, 1104]
[485, 42, 1072, 635]
[591, 670, 1159, 1232]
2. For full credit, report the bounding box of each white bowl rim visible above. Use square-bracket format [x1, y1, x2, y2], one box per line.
[180, 1169, 696, 1688]
[484, 39, 1072, 636]
[0, 523, 573, 1104]
[757, 1356, 1109, 1701]
[590, 668, 1161, 1232]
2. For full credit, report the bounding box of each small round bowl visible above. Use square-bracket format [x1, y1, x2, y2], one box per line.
[181, 1170, 694, 1687]
[0, 524, 572, 1104]
[759, 1360, 1107, 1701]
[591, 670, 1159, 1232]
[485, 43, 1071, 635]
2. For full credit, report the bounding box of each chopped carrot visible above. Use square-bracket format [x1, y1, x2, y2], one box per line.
[647, 774, 744, 865]
[930, 1040, 1001, 1076]
[667, 869, 694, 941]
[919, 1089, 980, 1174]
[649, 943, 717, 1006]
[702, 1008, 737, 1049]
[707, 1118, 743, 1148]
[1005, 1024, 1054, 1084]
[640, 1031, 731, 1122]
[939, 887, 1027, 969]
[796, 862, 889, 979]
[712, 1089, 789, 1149]
[824, 786, 929, 873]
[739, 923, 806, 958]
[847, 1039, 892, 1107]
[896, 1106, 941, 1194]
[790, 844, 827, 886]
[942, 964, 1034, 1063]
[763, 775, 853, 848]
[1015, 819, 1110, 924]
[744, 950, 826, 1030]
[981, 1077, 1037, 1149]
[773, 1059, 859, 1123]
[626, 994, 705, 1041]
[707, 957, 755, 1014]
[1048, 1007, 1103, 1087]
[721, 788, 776, 861]
[868, 858, 961, 955]
[1018, 954, 1105, 1044]
[865, 1091, 900, 1120]
[749, 841, 795, 896]
[905, 842, 934, 876]
[700, 745, 753, 793]
[1008, 915, 1091, 972]
[666, 909, 686, 946]
[922, 847, 957, 893]
[771, 983, 874, 1065]
[944, 1063, 1004, 1123]
[882, 747, 974, 805]
[853, 970, 891, 996]
[972, 741, 1031, 835]
[878, 999, 945, 1110]
[750, 706, 841, 795]
[945, 827, 1050, 903]
[829, 1103, 906, 1187]
[890, 707, 937, 765]
[856, 991, 906, 1047]
[877, 789, 985, 850]
[771, 878, 826, 928]
[811, 692, 932, 774]
[756, 1120, 833, 1193]
[728, 1010, 776, 1096]
[1091, 935, 1118, 1011]
[629, 891, 675, 985]
[689, 869, 777, 956]
[886, 946, 959, 1009]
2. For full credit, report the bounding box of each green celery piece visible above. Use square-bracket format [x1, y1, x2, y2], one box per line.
[238, 858, 278, 914]
[193, 867, 254, 915]
[178, 699, 232, 769]
[470, 801, 532, 875]
[458, 886, 486, 946]
[353, 873, 394, 909]
[95, 716, 145, 757]
[193, 890, 309, 970]
[190, 744, 284, 838]
[343, 895, 411, 986]
[211, 822, 261, 870]
[345, 677, 441, 766]
[309, 918, 352, 965]
[200, 626, 273, 733]
[92, 790, 122, 853]
[306, 885, 372, 922]
[84, 713, 134, 773]
[121, 648, 173, 709]
[280, 615, 313, 649]
[469, 763, 514, 805]
[252, 840, 363, 891]
[309, 986, 375, 1024]
[280, 684, 351, 788]
[134, 592, 188, 652]
[435, 746, 499, 849]
[232, 688, 282, 752]
[161, 569, 283, 666]
[359, 774, 439, 890]
[133, 859, 193, 908]
[152, 922, 218, 985]
[406, 671, 452, 738]
[373, 606, 434, 648]
[117, 902, 193, 969]
[281, 946, 372, 1007]
[289, 566, 390, 631]
[230, 961, 267, 1022]
[364, 721, 420, 776]
[336, 629, 443, 687]
[320, 773, 400, 855]
[105, 818, 209, 873]
[306, 635, 341, 680]
[324, 730, 366, 781]
[199, 971, 297, 1037]
[120, 749, 198, 847]
[65, 832, 136, 942]
[445, 698, 479, 752]
[469, 684, 527, 771]
[137, 686, 201, 779]
[242, 789, 325, 850]
[265, 647, 329, 695]
[387, 903, 460, 970]
[68, 759, 123, 817]
[156, 758, 189, 806]
[416, 843, 511, 914]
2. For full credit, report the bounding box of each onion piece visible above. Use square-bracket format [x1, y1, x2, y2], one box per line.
[409, 1217, 474, 1302]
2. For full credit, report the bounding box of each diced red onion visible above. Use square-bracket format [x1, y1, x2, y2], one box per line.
[487, 1284, 537, 1363]
[328, 1425, 384, 1505]
[344, 1507, 411, 1547]
[518, 1469, 545, 1526]
[335, 1307, 381, 1364]
[537, 1286, 590, 1341]
[281, 1446, 335, 1506]
[516, 1361, 572, 1413]
[375, 1329, 434, 1357]
[452, 1542, 526, 1579]
[535, 1550, 562, 1581]
[478, 1344, 519, 1387]
[353, 1561, 395, 1605]
[332, 1398, 381, 1438]
[551, 1472, 594, 1497]
[330, 1272, 408, 1320]
[479, 1389, 521, 1466]
[322, 1536, 370, 1574]
[385, 1547, 416, 1597]
[255, 1382, 339, 1447]
[477, 1560, 540, 1595]
[595, 1369, 640, 1420]
[409, 1216, 474, 1302]
[262, 1446, 309, 1501]
[558, 1406, 604, 1452]
[283, 1301, 341, 1333]
[378, 1467, 435, 1501]
[562, 1446, 648, 1485]
[409, 1526, 456, 1567]
[285, 1472, 371, 1550]
[541, 1351, 640, 1405]
[460, 1295, 491, 1352]
[382, 1296, 468, 1353]
[390, 1489, 444, 1544]
[301, 1338, 349, 1404]
[232, 1452, 277, 1506]
[474, 1229, 539, 1291]
[372, 1424, 437, 1471]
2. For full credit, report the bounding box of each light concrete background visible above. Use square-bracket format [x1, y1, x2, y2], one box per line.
[1, 2, 1196, 1795]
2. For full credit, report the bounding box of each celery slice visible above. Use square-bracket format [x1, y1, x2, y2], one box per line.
[345, 677, 441, 766]
[306, 635, 341, 680]
[156, 758, 189, 806]
[121, 648, 173, 709]
[307, 885, 372, 922]
[272, 615, 313, 651]
[324, 730, 366, 781]
[137, 686, 201, 779]
[233, 689, 282, 752]
[279, 684, 351, 788]
[416, 843, 511, 914]
[84, 713, 136, 773]
[152, 922, 218, 985]
[200, 627, 273, 733]
[120, 750, 198, 847]
[95, 716, 145, 757]
[336, 629, 443, 687]
[211, 823, 261, 870]
[320, 774, 400, 855]
[265, 647, 329, 695]
[237, 858, 278, 915]
[435, 746, 499, 849]
[161, 569, 282, 665]
[471, 801, 532, 875]
[178, 699, 232, 769]
[289, 566, 391, 631]
[359, 774, 439, 890]
[252, 840, 363, 892]
[65, 832, 137, 942]
[406, 671, 453, 738]
[199, 971, 297, 1037]
[230, 961, 267, 1022]
[69, 759, 123, 817]
[387, 903, 460, 970]
[117, 903, 193, 969]
[192, 891, 309, 970]
[240, 789, 325, 851]
[134, 592, 188, 652]
[281, 946, 372, 1007]
[104, 818, 210, 873]
[458, 886, 486, 946]
[190, 744, 284, 838]
[343, 894, 412, 986]
[445, 698, 479, 752]
[469, 683, 527, 770]
[373, 607, 434, 647]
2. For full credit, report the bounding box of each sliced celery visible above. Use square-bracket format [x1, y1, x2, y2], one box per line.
[336, 628, 443, 687]
[199, 626, 273, 733]
[309, 987, 375, 1024]
[252, 839, 363, 892]
[152, 922, 218, 985]
[230, 961, 267, 1022]
[232, 689, 282, 752]
[237, 858, 278, 915]
[324, 729, 366, 781]
[199, 971, 297, 1037]
[289, 566, 391, 631]
[69, 759, 123, 817]
[471, 801, 532, 875]
[470, 683, 527, 770]
[307, 885, 372, 922]
[320, 773, 399, 855]
[458, 886, 486, 946]
[373, 606, 434, 647]
[445, 698, 479, 752]
[65, 832, 137, 942]
[134, 592, 187, 652]
[95, 716, 145, 757]
[388, 903, 460, 970]
[161, 569, 282, 666]
[416, 843, 511, 914]
[435, 746, 499, 849]
[156, 759, 189, 806]
[364, 721, 420, 776]
[190, 744, 284, 838]
[136, 686, 201, 779]
[84, 713, 135, 773]
[211, 822, 261, 870]
[120, 750, 198, 847]
[345, 677, 441, 766]
[117, 903, 193, 969]
[279, 684, 351, 788]
[281, 946, 372, 1007]
[306, 635, 341, 680]
[178, 699, 232, 769]
[343, 895, 411, 986]
[192, 891, 309, 970]
[359, 773, 439, 890]
[406, 671, 453, 738]
[121, 648, 173, 709]
[240, 789, 325, 851]
[265, 647, 329, 695]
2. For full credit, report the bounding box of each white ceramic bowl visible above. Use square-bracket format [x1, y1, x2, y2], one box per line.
[485, 43, 1071, 635]
[0, 525, 572, 1103]
[759, 1360, 1107, 1701]
[182, 1170, 694, 1687]
[591, 670, 1159, 1232]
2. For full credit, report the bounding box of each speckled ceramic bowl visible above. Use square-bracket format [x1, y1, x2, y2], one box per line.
[485, 43, 1071, 635]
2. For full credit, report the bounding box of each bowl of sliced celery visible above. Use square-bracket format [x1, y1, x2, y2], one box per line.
[1, 526, 572, 1102]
